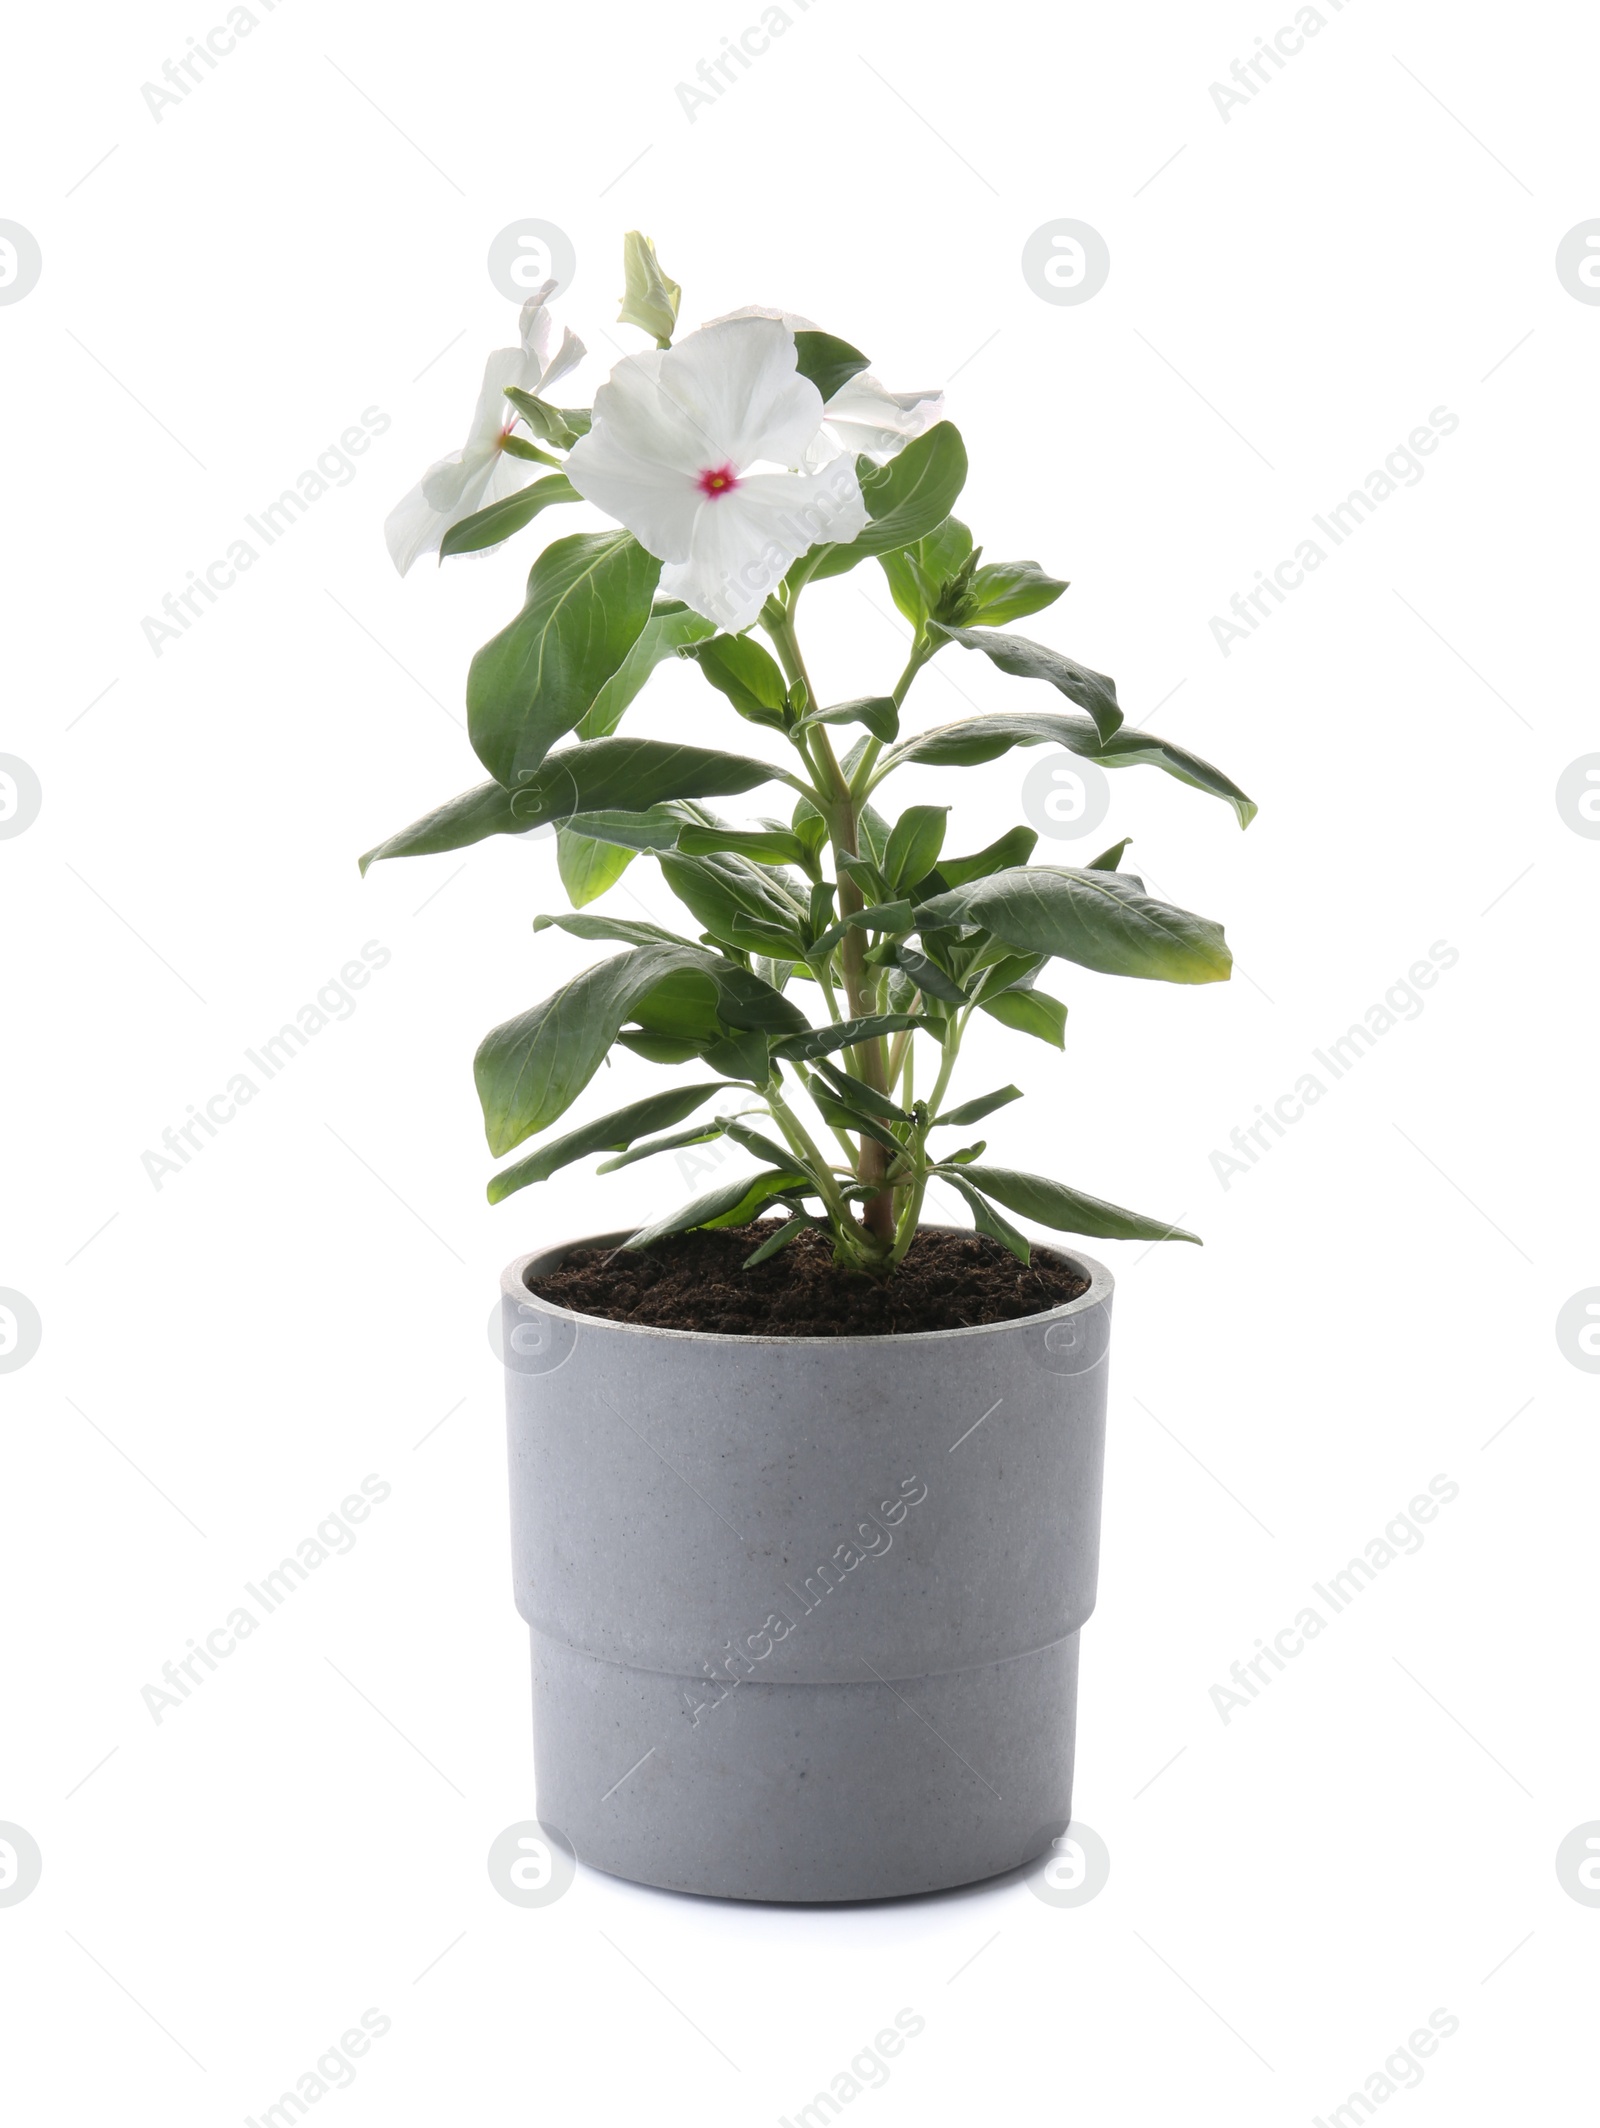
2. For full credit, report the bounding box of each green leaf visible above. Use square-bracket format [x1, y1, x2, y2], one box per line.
[925, 624, 1123, 744]
[499, 434, 562, 465]
[879, 711, 1255, 828]
[884, 805, 949, 892]
[468, 532, 662, 785]
[359, 781, 522, 875]
[596, 1117, 732, 1173]
[619, 967, 721, 1047]
[810, 1056, 914, 1123]
[950, 1165, 1200, 1245]
[628, 954, 804, 1038]
[618, 230, 681, 347]
[889, 944, 967, 1005]
[793, 798, 830, 869]
[964, 559, 1069, 627]
[808, 425, 969, 581]
[485, 1084, 729, 1203]
[835, 851, 887, 903]
[939, 1170, 1032, 1266]
[503, 387, 581, 450]
[476, 944, 721, 1156]
[856, 795, 893, 867]
[578, 604, 718, 741]
[966, 950, 1047, 999]
[771, 1013, 927, 1063]
[508, 737, 793, 831]
[879, 516, 975, 629]
[676, 824, 810, 867]
[704, 961, 809, 1034]
[556, 826, 634, 908]
[1096, 728, 1258, 829]
[723, 1118, 801, 1171]
[439, 475, 579, 560]
[812, 1091, 904, 1154]
[935, 826, 1039, 889]
[561, 803, 699, 854]
[934, 1084, 1023, 1127]
[702, 1029, 772, 1082]
[917, 866, 1231, 985]
[533, 909, 697, 949]
[793, 330, 870, 402]
[797, 695, 900, 743]
[682, 633, 790, 726]
[879, 709, 1099, 773]
[622, 1170, 808, 1252]
[615, 1031, 705, 1065]
[742, 1212, 819, 1267]
[728, 916, 810, 957]
[1086, 836, 1132, 871]
[978, 986, 1067, 1047]
[809, 899, 916, 957]
[659, 848, 811, 958]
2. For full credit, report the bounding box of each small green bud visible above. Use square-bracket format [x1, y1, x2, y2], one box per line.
[618, 231, 682, 348]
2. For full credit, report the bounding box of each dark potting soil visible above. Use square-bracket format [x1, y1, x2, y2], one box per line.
[525, 1223, 1090, 1337]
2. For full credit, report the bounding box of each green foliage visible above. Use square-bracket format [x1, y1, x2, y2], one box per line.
[925, 624, 1124, 744]
[486, 1084, 729, 1203]
[467, 533, 661, 784]
[439, 475, 579, 559]
[580, 603, 717, 740]
[793, 331, 870, 401]
[363, 235, 1257, 1275]
[556, 826, 634, 908]
[805, 425, 969, 583]
[683, 633, 790, 728]
[618, 231, 681, 346]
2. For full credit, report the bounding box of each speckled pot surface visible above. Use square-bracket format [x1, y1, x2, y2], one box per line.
[500, 1228, 1113, 1902]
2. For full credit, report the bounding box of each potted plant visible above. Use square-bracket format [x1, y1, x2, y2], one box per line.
[364, 235, 1255, 1901]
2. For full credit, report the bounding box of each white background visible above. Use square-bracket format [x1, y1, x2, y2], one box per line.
[3, 0, 1597, 2120]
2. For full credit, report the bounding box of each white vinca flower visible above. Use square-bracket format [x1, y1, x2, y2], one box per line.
[562, 317, 871, 633]
[808, 372, 945, 465]
[384, 281, 585, 574]
[707, 305, 945, 466]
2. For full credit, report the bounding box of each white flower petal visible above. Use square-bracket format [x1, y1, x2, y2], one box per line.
[517, 282, 586, 395]
[563, 418, 703, 562]
[517, 279, 559, 362]
[654, 318, 823, 473]
[466, 346, 540, 449]
[385, 438, 541, 575]
[813, 375, 945, 465]
[565, 319, 859, 624]
[418, 444, 494, 514]
[538, 324, 586, 394]
[384, 480, 452, 575]
[699, 303, 821, 332]
[386, 454, 489, 573]
[577, 347, 707, 478]
[660, 458, 867, 632]
[386, 337, 559, 574]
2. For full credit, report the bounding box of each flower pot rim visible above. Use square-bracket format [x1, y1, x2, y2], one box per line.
[503, 1224, 1113, 1348]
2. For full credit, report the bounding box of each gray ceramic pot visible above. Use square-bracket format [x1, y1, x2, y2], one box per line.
[499, 1229, 1113, 1903]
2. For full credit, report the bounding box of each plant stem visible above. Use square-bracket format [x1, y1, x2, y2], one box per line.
[849, 634, 938, 801]
[763, 598, 895, 1247]
[888, 1009, 967, 1266]
[764, 1074, 869, 1261]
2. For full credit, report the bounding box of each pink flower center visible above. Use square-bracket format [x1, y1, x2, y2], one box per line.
[697, 462, 741, 499]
